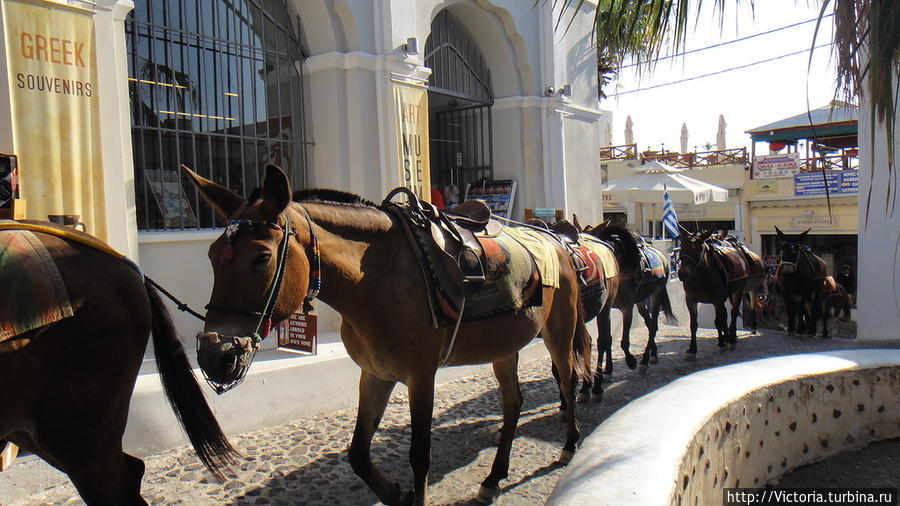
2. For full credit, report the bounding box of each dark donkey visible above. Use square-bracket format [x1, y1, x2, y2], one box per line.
[677, 229, 766, 357]
[586, 222, 676, 377]
[185, 165, 592, 505]
[775, 226, 831, 337]
[0, 221, 235, 504]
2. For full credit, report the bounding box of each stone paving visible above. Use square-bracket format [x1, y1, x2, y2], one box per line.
[8, 317, 899, 505]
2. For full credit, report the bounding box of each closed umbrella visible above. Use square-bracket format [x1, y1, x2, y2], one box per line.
[680, 123, 689, 153]
[716, 114, 727, 150]
[624, 115, 634, 145]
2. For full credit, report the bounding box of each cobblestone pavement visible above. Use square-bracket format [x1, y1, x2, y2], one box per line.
[9, 317, 899, 505]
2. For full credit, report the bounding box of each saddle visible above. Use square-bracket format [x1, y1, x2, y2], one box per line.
[708, 236, 765, 282]
[636, 244, 667, 285]
[382, 189, 511, 327]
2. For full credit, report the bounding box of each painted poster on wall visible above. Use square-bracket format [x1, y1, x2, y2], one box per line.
[752, 153, 799, 179]
[2, 0, 106, 238]
[394, 84, 431, 201]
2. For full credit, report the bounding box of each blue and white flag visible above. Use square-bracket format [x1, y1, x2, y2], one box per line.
[662, 185, 679, 239]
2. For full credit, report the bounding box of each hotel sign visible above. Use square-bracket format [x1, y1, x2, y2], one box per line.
[2, 0, 105, 238]
[753, 153, 799, 179]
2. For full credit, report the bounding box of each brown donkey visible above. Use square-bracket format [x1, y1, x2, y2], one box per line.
[185, 165, 591, 505]
[0, 221, 235, 504]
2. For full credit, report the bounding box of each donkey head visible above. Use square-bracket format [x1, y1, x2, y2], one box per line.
[184, 164, 311, 393]
[677, 227, 713, 282]
[775, 226, 810, 274]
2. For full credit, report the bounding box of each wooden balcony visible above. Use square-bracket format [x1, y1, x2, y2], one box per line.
[798, 153, 859, 172]
[599, 143, 638, 161]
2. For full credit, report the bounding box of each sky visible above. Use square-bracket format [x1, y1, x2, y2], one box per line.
[601, 0, 840, 154]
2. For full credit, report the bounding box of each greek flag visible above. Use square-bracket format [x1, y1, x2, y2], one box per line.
[662, 185, 679, 239]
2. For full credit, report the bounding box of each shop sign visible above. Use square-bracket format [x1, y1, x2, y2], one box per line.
[753, 153, 799, 179]
[3, 0, 106, 238]
[790, 215, 840, 229]
[794, 169, 858, 196]
[673, 205, 707, 219]
[276, 311, 317, 355]
[755, 181, 779, 194]
[394, 84, 431, 201]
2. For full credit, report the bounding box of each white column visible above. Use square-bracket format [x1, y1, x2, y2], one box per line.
[94, 0, 138, 259]
[0, 1, 14, 153]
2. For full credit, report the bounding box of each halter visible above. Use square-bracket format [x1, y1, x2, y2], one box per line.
[199, 205, 321, 394]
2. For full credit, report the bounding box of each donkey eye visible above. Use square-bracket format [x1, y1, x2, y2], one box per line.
[253, 253, 272, 266]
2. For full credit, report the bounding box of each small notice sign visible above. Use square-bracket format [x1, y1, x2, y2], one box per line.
[276, 312, 317, 355]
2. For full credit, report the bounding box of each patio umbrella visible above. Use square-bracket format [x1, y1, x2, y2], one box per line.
[602, 160, 729, 205]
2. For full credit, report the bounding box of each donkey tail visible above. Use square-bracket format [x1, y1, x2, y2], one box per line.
[659, 282, 678, 326]
[145, 280, 237, 480]
[572, 296, 593, 384]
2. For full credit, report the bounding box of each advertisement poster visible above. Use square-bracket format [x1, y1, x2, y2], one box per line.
[3, 0, 106, 238]
[753, 153, 800, 179]
[394, 85, 431, 201]
[794, 169, 858, 196]
[464, 179, 517, 218]
[276, 311, 317, 355]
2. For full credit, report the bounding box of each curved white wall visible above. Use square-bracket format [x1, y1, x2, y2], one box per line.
[548, 350, 900, 505]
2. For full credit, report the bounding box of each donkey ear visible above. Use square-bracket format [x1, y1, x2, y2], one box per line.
[572, 213, 582, 232]
[798, 228, 811, 239]
[261, 164, 292, 220]
[181, 164, 245, 218]
[775, 226, 785, 240]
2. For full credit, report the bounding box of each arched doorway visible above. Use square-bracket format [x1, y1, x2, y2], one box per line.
[425, 9, 493, 202]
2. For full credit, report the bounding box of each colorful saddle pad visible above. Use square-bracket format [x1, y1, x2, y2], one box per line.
[575, 234, 618, 285]
[0, 229, 74, 348]
[637, 245, 668, 285]
[502, 226, 560, 288]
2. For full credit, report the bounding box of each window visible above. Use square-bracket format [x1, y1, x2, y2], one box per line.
[126, 0, 310, 230]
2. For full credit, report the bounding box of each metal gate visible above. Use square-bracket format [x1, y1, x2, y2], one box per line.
[426, 9, 493, 192]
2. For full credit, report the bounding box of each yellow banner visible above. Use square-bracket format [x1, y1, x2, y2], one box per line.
[394, 84, 430, 201]
[3, 0, 105, 239]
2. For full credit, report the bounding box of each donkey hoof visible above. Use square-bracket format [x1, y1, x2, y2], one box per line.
[625, 356, 638, 369]
[638, 364, 649, 373]
[649, 356, 659, 364]
[476, 485, 501, 504]
[685, 353, 697, 361]
[558, 449, 576, 465]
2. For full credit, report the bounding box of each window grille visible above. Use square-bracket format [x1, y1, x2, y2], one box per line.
[126, 0, 310, 230]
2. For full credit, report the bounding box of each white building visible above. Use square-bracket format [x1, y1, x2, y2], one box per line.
[0, 0, 605, 450]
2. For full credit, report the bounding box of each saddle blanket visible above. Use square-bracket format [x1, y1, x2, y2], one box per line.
[638, 245, 668, 285]
[0, 229, 74, 348]
[710, 244, 751, 282]
[442, 232, 542, 321]
[575, 234, 618, 285]
[502, 226, 560, 288]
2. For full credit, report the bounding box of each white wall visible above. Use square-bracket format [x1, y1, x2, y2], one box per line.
[857, 72, 900, 341]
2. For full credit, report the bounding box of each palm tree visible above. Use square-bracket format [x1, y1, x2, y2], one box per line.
[563, 0, 898, 165]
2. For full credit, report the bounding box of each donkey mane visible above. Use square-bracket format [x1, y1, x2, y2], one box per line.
[293, 188, 380, 209]
[588, 223, 641, 272]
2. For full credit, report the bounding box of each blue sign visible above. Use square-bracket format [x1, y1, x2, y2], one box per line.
[794, 169, 858, 196]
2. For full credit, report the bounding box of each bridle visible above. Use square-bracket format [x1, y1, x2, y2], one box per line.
[199, 203, 321, 393]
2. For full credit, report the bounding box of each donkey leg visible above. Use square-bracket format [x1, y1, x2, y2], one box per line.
[599, 318, 613, 376]
[727, 295, 740, 350]
[784, 297, 797, 334]
[686, 299, 699, 359]
[714, 302, 729, 350]
[552, 363, 580, 411]
[478, 355, 523, 504]
[620, 306, 638, 370]
[591, 307, 613, 401]
[348, 371, 404, 505]
[636, 303, 655, 370]
[407, 374, 437, 506]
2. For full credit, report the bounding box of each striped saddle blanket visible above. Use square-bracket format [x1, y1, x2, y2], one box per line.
[0, 228, 74, 350]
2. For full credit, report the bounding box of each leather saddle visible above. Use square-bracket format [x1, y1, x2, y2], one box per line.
[382, 188, 503, 325]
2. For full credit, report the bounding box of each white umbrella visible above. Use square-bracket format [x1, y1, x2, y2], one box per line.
[624, 115, 634, 145]
[680, 122, 689, 153]
[716, 114, 727, 150]
[602, 160, 729, 205]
